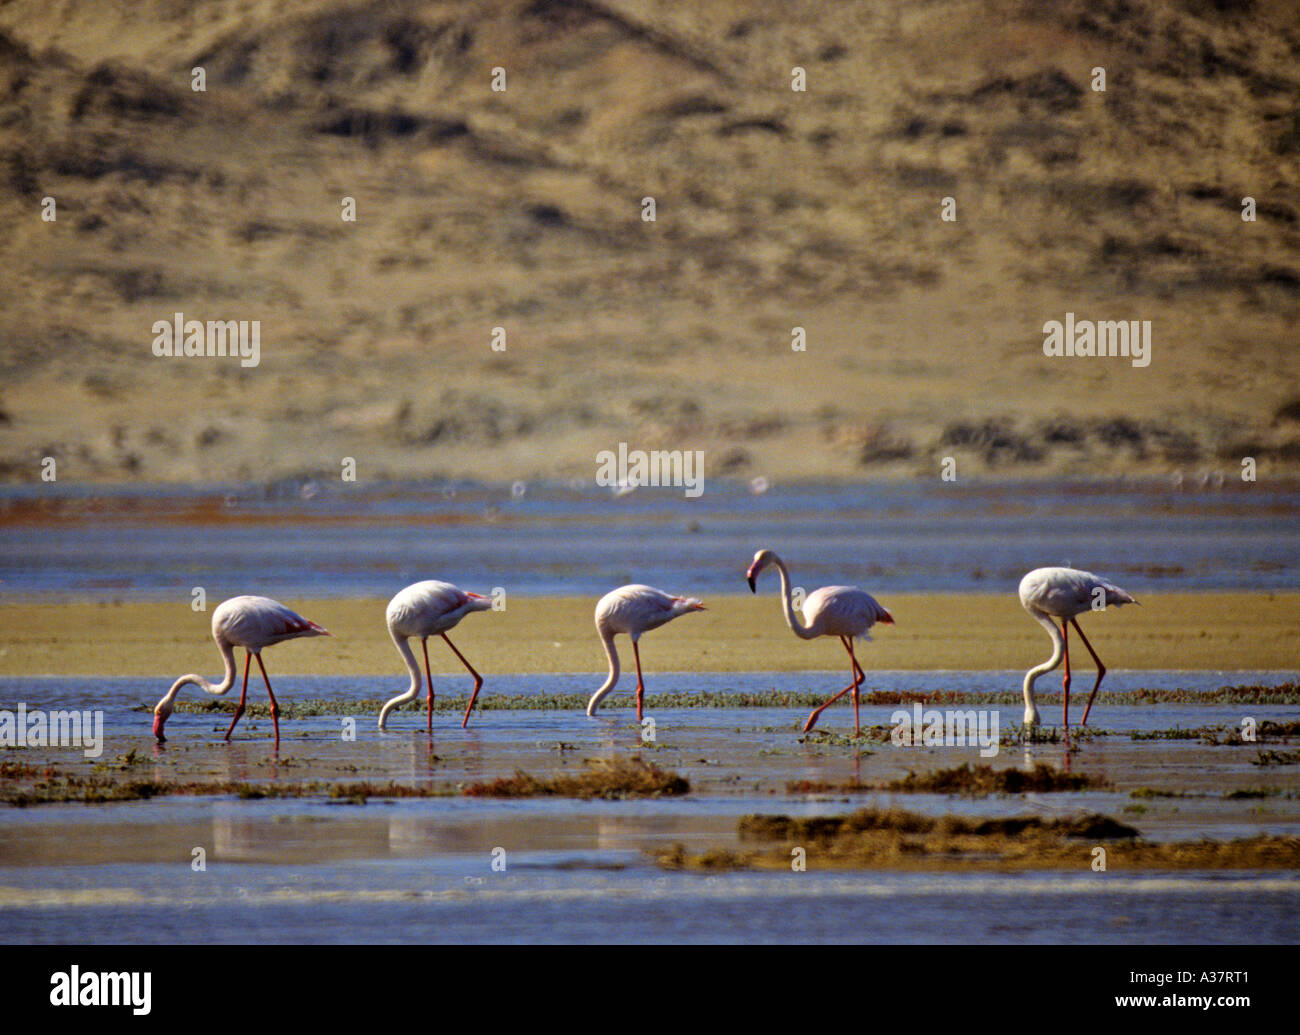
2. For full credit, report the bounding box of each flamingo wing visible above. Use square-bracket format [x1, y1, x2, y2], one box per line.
[217, 595, 329, 649]
[387, 580, 480, 636]
[804, 586, 893, 638]
[597, 584, 701, 636]
[1020, 567, 1135, 617]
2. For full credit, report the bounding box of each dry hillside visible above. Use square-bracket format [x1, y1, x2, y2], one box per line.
[0, 0, 1297, 484]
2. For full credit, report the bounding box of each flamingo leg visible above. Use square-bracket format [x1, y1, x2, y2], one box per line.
[1071, 618, 1108, 727]
[224, 652, 252, 740]
[803, 640, 866, 734]
[1061, 620, 1071, 734]
[842, 636, 866, 735]
[441, 634, 483, 729]
[632, 641, 646, 723]
[422, 638, 435, 733]
[254, 653, 280, 746]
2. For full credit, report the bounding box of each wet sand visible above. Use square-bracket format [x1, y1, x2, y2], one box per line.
[3, 592, 1299, 677]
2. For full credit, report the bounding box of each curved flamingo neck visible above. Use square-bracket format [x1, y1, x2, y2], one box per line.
[163, 635, 238, 706]
[587, 624, 620, 715]
[379, 630, 422, 730]
[1023, 610, 1064, 706]
[769, 555, 817, 639]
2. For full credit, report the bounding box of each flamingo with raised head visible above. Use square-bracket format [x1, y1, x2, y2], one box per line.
[153, 595, 330, 746]
[746, 549, 893, 735]
[1020, 566, 1137, 732]
[588, 585, 706, 721]
[379, 580, 494, 732]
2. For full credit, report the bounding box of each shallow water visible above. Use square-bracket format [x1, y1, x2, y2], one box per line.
[1, 670, 1298, 943]
[3, 479, 1297, 597]
[2, 862, 1297, 945]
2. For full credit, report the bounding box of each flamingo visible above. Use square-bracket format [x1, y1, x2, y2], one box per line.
[587, 585, 706, 721]
[1020, 566, 1137, 732]
[152, 596, 330, 746]
[746, 549, 893, 735]
[379, 581, 494, 732]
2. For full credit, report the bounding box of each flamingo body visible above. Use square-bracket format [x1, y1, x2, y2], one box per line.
[153, 595, 329, 744]
[588, 585, 705, 719]
[379, 580, 493, 731]
[798, 585, 894, 640]
[1019, 566, 1137, 730]
[746, 549, 892, 734]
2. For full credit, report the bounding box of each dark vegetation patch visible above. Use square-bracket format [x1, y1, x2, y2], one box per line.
[655, 808, 1300, 872]
[463, 757, 688, 799]
[0, 756, 685, 806]
[788, 763, 1103, 795]
[882, 762, 1103, 795]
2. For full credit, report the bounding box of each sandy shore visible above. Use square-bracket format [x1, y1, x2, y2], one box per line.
[3, 592, 1298, 677]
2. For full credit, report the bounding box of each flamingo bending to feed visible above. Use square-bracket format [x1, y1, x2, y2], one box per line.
[588, 585, 706, 721]
[746, 549, 893, 735]
[1019, 566, 1137, 732]
[153, 595, 330, 745]
[379, 581, 494, 732]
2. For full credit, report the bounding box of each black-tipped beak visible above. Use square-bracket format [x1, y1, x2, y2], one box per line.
[746, 575, 756, 593]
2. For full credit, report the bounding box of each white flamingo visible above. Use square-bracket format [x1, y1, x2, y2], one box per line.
[1020, 566, 1137, 731]
[153, 595, 330, 746]
[588, 585, 706, 720]
[746, 549, 893, 735]
[379, 581, 494, 732]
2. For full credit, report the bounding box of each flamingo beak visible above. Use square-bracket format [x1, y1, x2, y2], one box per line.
[746, 574, 756, 593]
[152, 713, 167, 742]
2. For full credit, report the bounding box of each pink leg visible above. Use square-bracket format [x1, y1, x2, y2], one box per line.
[1061, 620, 1071, 735]
[632, 641, 646, 723]
[803, 640, 866, 734]
[1071, 619, 1108, 727]
[225, 652, 252, 740]
[441, 634, 483, 729]
[254, 653, 280, 747]
[422, 638, 435, 733]
[843, 636, 866, 736]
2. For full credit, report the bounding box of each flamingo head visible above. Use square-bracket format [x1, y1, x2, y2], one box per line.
[746, 549, 776, 592]
[675, 596, 706, 614]
[152, 700, 172, 742]
[464, 591, 494, 613]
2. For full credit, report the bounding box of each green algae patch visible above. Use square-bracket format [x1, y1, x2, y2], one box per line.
[462, 756, 689, 799]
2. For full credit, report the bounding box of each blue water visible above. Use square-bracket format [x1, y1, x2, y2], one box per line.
[2, 478, 1297, 597]
[3, 479, 1298, 945]
[2, 669, 1298, 944]
[2, 862, 1296, 944]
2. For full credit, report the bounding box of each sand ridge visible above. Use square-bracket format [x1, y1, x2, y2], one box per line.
[2, 592, 1298, 676]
